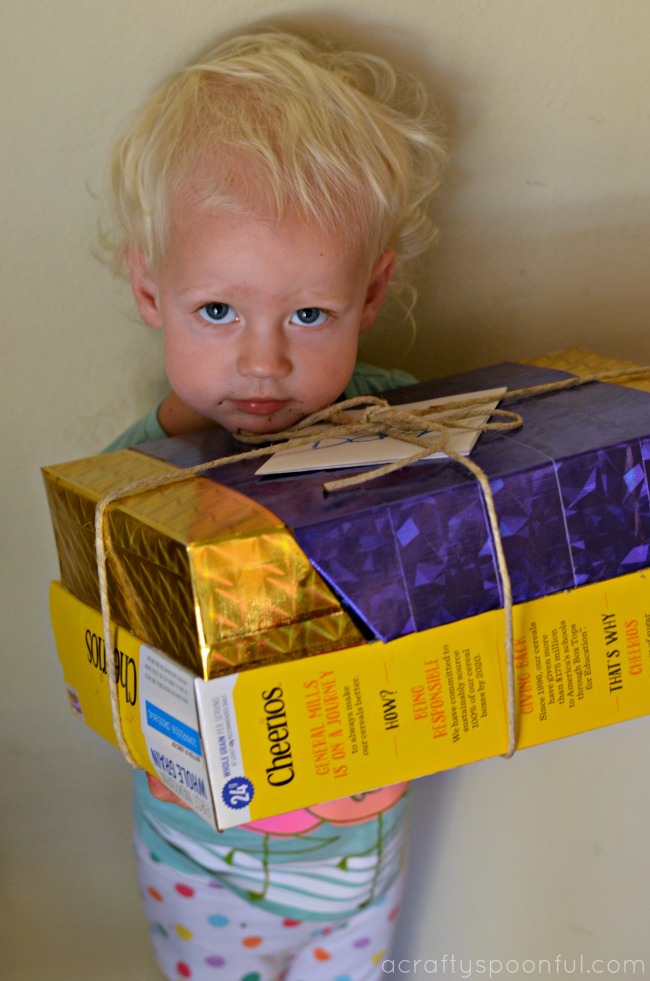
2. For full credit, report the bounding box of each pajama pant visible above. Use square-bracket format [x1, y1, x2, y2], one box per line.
[133, 837, 404, 981]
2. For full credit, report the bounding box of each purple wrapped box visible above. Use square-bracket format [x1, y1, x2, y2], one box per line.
[137, 363, 650, 643]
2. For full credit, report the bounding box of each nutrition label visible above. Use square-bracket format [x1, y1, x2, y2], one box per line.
[513, 575, 650, 748]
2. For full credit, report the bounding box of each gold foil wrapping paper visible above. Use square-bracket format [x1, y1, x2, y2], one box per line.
[43, 450, 363, 679]
[528, 347, 650, 393]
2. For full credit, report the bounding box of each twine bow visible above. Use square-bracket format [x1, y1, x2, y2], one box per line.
[95, 364, 650, 769]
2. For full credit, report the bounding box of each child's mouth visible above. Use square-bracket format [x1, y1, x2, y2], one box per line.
[230, 399, 290, 416]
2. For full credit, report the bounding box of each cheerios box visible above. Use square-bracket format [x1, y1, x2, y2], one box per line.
[50, 565, 650, 830]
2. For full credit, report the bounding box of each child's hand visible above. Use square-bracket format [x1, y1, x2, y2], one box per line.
[146, 773, 191, 809]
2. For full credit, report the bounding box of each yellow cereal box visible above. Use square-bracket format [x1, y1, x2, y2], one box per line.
[50, 566, 650, 830]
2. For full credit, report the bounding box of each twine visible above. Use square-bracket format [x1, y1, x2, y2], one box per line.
[95, 364, 650, 769]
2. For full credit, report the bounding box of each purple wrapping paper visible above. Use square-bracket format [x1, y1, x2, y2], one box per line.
[136, 363, 650, 642]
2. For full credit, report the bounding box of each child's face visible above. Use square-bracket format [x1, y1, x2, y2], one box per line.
[129, 202, 395, 434]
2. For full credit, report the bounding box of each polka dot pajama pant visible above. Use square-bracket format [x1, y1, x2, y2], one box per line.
[134, 838, 403, 981]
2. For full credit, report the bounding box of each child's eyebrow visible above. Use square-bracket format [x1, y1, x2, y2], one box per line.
[177, 281, 354, 307]
[176, 281, 239, 297]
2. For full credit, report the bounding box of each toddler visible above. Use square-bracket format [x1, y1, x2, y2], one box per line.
[103, 28, 446, 981]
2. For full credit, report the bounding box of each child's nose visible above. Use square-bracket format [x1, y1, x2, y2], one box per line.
[237, 328, 291, 379]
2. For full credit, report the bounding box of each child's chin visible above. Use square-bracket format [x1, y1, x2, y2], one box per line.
[236, 419, 291, 438]
[234, 410, 303, 437]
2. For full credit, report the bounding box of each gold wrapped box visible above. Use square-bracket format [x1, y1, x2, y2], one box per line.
[42, 450, 364, 680]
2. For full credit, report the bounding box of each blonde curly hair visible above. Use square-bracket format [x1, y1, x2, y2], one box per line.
[103, 29, 446, 305]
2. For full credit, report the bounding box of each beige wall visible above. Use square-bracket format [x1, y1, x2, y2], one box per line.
[3, 1, 649, 977]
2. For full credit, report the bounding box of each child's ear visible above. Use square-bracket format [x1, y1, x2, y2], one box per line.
[359, 249, 396, 333]
[126, 246, 163, 329]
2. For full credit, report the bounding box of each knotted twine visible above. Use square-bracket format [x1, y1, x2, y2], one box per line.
[94, 364, 650, 770]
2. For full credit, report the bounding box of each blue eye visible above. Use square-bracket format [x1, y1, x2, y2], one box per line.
[199, 302, 237, 324]
[290, 307, 328, 326]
